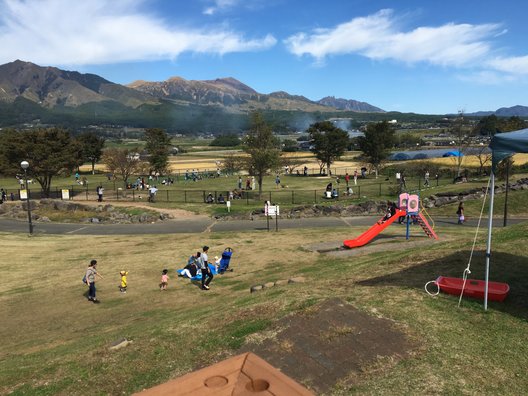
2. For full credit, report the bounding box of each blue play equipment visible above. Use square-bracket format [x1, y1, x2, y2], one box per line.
[218, 247, 233, 274]
[177, 264, 217, 281]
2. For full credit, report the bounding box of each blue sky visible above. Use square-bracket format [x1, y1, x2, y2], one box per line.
[1, 0, 527, 114]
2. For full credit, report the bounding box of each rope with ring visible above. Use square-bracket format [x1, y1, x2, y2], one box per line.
[424, 279, 440, 296]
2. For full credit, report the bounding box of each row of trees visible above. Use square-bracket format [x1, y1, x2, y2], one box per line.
[473, 115, 527, 137]
[0, 127, 173, 196]
[0, 129, 105, 195]
[6, 109, 517, 199]
[0, 114, 398, 197]
[240, 116, 396, 193]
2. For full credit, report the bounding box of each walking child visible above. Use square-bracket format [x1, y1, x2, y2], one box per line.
[119, 270, 128, 293]
[456, 202, 465, 224]
[160, 269, 169, 290]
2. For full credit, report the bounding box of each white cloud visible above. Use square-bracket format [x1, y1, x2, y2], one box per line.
[284, 9, 500, 67]
[486, 55, 528, 75]
[456, 70, 518, 85]
[0, 0, 276, 66]
[203, 0, 239, 15]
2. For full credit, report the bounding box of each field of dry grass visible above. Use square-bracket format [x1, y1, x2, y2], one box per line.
[79, 152, 528, 174]
[1, 218, 528, 395]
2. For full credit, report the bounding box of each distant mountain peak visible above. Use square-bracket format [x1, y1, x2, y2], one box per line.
[203, 77, 257, 94]
[0, 60, 151, 108]
[317, 96, 385, 113]
[467, 105, 528, 117]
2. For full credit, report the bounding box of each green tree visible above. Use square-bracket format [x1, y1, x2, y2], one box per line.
[0, 127, 82, 197]
[307, 121, 349, 175]
[394, 133, 422, 148]
[474, 115, 527, 136]
[450, 111, 472, 177]
[221, 154, 245, 175]
[210, 134, 240, 147]
[281, 139, 299, 152]
[243, 112, 281, 196]
[144, 128, 171, 175]
[101, 147, 145, 187]
[76, 131, 106, 175]
[501, 116, 527, 132]
[474, 115, 499, 137]
[357, 121, 395, 177]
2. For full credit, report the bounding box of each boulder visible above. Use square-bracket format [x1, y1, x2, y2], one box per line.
[250, 285, 263, 293]
[288, 277, 306, 284]
[21, 201, 38, 211]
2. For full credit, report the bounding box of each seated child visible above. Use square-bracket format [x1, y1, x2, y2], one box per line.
[180, 252, 201, 278]
[378, 201, 396, 224]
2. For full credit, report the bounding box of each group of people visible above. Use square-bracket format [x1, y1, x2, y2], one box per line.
[83, 246, 219, 302]
[178, 246, 216, 290]
[324, 182, 339, 199]
[238, 176, 256, 191]
[205, 193, 228, 204]
[74, 172, 86, 185]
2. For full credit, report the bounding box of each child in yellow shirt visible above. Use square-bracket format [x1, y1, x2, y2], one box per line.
[120, 271, 128, 293]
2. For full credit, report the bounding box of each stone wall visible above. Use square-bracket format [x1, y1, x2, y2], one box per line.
[0, 199, 172, 224]
[423, 177, 528, 208]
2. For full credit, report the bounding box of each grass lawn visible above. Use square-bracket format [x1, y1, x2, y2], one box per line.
[1, 218, 527, 394]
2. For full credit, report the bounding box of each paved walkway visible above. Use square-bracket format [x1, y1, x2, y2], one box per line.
[0, 216, 523, 235]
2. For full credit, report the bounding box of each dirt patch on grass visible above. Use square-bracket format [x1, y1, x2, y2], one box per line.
[239, 298, 417, 394]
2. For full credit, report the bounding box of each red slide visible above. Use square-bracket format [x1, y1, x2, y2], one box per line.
[344, 209, 406, 249]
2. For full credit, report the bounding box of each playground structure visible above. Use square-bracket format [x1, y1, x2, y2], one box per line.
[134, 352, 314, 395]
[343, 193, 438, 249]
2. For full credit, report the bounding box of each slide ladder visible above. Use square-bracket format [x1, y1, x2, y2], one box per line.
[417, 211, 438, 239]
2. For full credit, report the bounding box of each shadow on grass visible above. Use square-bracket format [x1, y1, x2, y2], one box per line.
[356, 250, 528, 319]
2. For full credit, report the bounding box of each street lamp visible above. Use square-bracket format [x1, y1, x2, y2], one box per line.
[20, 160, 34, 234]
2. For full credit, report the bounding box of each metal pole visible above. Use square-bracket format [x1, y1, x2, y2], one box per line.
[24, 169, 33, 234]
[266, 205, 270, 232]
[275, 205, 278, 232]
[504, 160, 509, 227]
[484, 173, 495, 311]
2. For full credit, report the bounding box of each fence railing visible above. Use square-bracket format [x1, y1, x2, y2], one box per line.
[1, 175, 460, 206]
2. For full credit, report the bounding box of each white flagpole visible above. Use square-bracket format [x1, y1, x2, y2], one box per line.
[484, 172, 495, 311]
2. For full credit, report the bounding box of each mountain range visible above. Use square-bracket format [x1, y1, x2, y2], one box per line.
[0, 60, 526, 133]
[466, 105, 528, 117]
[0, 60, 384, 114]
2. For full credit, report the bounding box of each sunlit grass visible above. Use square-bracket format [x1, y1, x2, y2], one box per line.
[0, 220, 527, 394]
